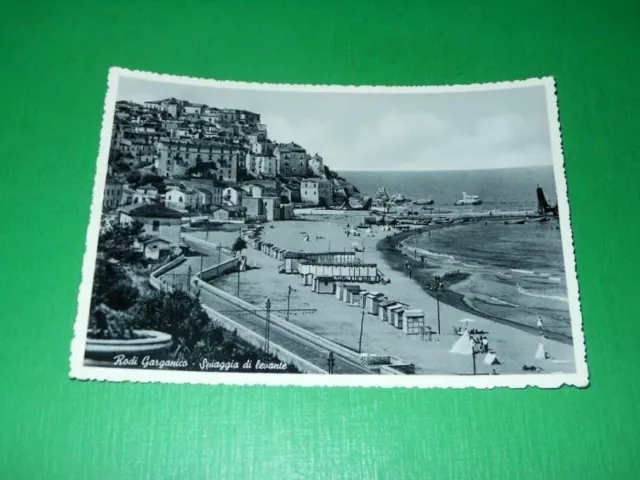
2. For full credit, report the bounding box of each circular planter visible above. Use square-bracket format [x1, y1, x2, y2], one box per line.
[84, 330, 173, 363]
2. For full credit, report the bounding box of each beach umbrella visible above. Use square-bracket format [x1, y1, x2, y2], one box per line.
[459, 318, 476, 329]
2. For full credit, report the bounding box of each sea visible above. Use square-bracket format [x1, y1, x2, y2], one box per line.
[340, 166, 573, 339]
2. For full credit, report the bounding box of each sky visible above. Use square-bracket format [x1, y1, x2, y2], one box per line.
[116, 75, 555, 172]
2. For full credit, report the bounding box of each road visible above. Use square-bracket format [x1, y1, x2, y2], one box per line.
[161, 241, 372, 375]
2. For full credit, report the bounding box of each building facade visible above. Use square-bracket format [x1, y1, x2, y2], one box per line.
[103, 177, 124, 210]
[274, 143, 308, 177]
[165, 187, 197, 211]
[301, 179, 332, 205]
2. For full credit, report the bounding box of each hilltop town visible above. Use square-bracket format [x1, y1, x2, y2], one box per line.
[104, 97, 359, 222]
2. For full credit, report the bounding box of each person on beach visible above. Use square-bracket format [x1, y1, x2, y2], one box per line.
[537, 316, 544, 330]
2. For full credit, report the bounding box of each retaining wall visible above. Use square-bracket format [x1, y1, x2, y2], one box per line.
[199, 257, 241, 281]
[201, 306, 325, 374]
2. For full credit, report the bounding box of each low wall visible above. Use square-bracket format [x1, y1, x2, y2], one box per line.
[182, 234, 235, 257]
[199, 257, 241, 282]
[151, 255, 187, 279]
[201, 306, 325, 374]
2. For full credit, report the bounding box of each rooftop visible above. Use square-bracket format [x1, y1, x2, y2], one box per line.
[119, 203, 183, 219]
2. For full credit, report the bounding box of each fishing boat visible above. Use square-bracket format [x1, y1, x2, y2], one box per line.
[454, 192, 482, 206]
[413, 198, 435, 205]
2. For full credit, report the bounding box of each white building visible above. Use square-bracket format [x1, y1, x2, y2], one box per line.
[301, 179, 332, 205]
[223, 186, 243, 206]
[255, 155, 278, 177]
[165, 187, 197, 211]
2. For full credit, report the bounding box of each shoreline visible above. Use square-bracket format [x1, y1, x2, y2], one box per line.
[376, 223, 573, 346]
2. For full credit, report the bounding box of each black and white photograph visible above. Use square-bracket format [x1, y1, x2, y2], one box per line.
[70, 68, 588, 388]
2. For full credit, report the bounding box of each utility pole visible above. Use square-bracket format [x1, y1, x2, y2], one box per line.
[199, 253, 204, 274]
[358, 310, 365, 353]
[286, 286, 293, 322]
[435, 275, 442, 335]
[187, 265, 192, 292]
[264, 299, 271, 355]
[472, 345, 478, 375]
[236, 264, 241, 298]
[218, 243, 222, 264]
[327, 352, 335, 374]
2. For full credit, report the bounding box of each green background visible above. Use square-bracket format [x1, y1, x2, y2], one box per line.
[1, 0, 639, 478]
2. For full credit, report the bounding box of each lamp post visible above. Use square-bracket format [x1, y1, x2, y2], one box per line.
[264, 299, 271, 355]
[327, 352, 335, 374]
[358, 310, 365, 353]
[236, 264, 241, 298]
[286, 286, 295, 322]
[471, 343, 482, 375]
[434, 275, 442, 335]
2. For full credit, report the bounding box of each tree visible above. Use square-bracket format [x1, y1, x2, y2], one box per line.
[127, 170, 142, 187]
[104, 280, 139, 310]
[97, 220, 147, 264]
[135, 289, 210, 354]
[232, 237, 247, 257]
[91, 258, 139, 311]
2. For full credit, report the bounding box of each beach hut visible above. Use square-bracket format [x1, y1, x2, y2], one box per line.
[302, 272, 314, 286]
[378, 300, 398, 322]
[261, 242, 272, 255]
[313, 276, 335, 294]
[358, 290, 368, 308]
[403, 309, 425, 335]
[364, 292, 385, 316]
[344, 285, 363, 305]
[388, 304, 406, 329]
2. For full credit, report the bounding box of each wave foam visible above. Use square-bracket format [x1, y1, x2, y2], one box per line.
[516, 284, 568, 303]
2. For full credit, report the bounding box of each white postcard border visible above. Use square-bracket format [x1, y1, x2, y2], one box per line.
[69, 67, 589, 389]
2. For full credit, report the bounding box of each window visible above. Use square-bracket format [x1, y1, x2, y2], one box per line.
[179, 196, 183, 203]
[152, 220, 160, 232]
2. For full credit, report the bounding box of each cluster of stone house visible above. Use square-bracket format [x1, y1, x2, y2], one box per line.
[108, 98, 341, 210]
[103, 174, 295, 222]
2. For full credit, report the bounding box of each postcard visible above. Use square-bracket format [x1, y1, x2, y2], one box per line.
[69, 67, 588, 388]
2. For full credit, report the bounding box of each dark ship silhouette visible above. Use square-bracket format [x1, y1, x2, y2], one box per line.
[536, 186, 559, 217]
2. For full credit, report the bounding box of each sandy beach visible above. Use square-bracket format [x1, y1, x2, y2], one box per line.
[188, 214, 576, 375]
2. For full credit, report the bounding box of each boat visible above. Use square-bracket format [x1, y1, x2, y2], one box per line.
[454, 192, 482, 206]
[389, 193, 410, 204]
[413, 198, 434, 205]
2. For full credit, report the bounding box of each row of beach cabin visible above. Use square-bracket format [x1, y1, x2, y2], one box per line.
[319, 283, 426, 336]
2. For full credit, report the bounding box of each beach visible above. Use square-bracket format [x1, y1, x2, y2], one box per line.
[188, 214, 576, 375]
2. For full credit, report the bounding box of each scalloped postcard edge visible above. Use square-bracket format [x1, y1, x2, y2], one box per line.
[69, 67, 589, 389]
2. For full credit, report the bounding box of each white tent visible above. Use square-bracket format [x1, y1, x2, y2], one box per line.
[483, 353, 501, 365]
[449, 330, 474, 355]
[535, 342, 547, 360]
